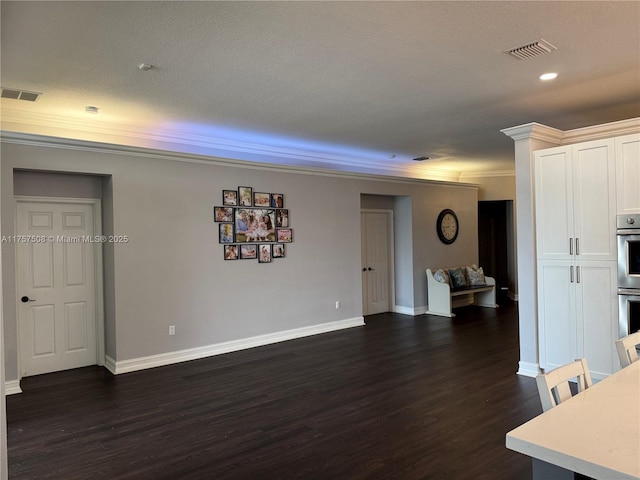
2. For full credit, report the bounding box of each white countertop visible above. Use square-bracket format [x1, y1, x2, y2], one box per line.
[506, 361, 640, 480]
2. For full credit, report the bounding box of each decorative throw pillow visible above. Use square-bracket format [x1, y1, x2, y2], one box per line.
[448, 268, 467, 288]
[434, 269, 450, 285]
[466, 265, 486, 286]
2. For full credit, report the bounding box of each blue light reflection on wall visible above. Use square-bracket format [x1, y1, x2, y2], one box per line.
[160, 121, 406, 166]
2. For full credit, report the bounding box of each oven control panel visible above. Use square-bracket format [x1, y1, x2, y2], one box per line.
[617, 214, 640, 230]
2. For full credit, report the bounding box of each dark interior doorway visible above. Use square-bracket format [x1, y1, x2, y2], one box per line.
[478, 200, 509, 302]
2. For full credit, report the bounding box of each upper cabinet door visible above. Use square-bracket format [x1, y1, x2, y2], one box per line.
[615, 133, 640, 215]
[535, 139, 616, 262]
[535, 146, 574, 261]
[572, 139, 617, 261]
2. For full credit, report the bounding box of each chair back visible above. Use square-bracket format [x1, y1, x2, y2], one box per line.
[535, 358, 592, 412]
[615, 331, 640, 368]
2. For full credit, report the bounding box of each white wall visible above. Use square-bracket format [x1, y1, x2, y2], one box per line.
[2, 136, 479, 382]
[13, 170, 103, 198]
[463, 174, 516, 202]
[0, 156, 7, 479]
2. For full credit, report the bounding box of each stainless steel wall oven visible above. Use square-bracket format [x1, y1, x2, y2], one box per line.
[618, 214, 640, 337]
[617, 214, 640, 289]
[618, 292, 640, 336]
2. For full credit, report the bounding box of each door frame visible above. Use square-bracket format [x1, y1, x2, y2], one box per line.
[361, 208, 395, 315]
[14, 196, 105, 379]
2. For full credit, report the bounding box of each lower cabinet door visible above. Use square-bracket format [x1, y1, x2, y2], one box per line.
[538, 260, 618, 380]
[576, 261, 618, 380]
[538, 260, 577, 372]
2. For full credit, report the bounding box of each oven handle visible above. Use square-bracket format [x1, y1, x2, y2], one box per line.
[618, 288, 640, 295]
[617, 229, 640, 235]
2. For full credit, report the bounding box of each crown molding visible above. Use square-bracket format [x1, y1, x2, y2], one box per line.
[562, 117, 640, 144]
[1, 109, 463, 182]
[1, 130, 478, 189]
[501, 117, 640, 145]
[500, 122, 564, 143]
[459, 169, 515, 179]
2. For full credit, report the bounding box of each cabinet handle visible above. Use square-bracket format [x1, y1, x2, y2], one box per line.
[576, 238, 580, 255]
[577, 266, 580, 283]
[569, 238, 573, 255]
[570, 266, 574, 283]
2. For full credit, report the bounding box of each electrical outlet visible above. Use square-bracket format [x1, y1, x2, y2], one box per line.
[335, 301, 340, 309]
[169, 325, 176, 336]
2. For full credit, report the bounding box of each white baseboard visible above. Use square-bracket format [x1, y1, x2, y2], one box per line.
[590, 371, 610, 383]
[108, 316, 365, 375]
[425, 309, 454, 318]
[104, 355, 117, 375]
[516, 361, 539, 378]
[394, 305, 426, 316]
[5, 380, 22, 395]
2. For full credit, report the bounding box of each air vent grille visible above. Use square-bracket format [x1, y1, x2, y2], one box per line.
[505, 39, 557, 60]
[1, 88, 41, 102]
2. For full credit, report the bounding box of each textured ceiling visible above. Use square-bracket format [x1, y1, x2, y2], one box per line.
[1, 1, 639, 180]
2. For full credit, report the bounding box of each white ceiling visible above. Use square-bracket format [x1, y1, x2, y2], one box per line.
[1, 1, 639, 180]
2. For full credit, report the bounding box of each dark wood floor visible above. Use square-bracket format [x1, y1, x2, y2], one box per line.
[7, 301, 541, 479]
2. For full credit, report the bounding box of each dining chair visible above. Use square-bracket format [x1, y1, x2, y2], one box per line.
[615, 331, 640, 368]
[536, 358, 592, 412]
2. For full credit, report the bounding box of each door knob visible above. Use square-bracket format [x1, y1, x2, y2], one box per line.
[21, 296, 35, 303]
[368, 267, 375, 271]
[362, 268, 366, 272]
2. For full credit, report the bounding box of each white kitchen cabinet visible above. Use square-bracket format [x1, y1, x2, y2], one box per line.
[615, 133, 640, 215]
[536, 260, 576, 371]
[535, 138, 618, 379]
[537, 260, 617, 381]
[535, 138, 616, 262]
[576, 262, 618, 379]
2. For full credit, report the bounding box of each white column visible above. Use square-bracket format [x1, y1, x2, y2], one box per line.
[501, 123, 562, 377]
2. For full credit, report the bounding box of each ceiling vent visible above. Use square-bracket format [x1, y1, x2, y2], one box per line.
[1, 88, 41, 102]
[505, 39, 557, 60]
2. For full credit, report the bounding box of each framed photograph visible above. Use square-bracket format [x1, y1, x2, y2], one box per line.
[222, 190, 238, 206]
[224, 244, 238, 260]
[238, 186, 252, 207]
[214, 206, 234, 222]
[253, 192, 270, 207]
[240, 244, 257, 260]
[276, 209, 289, 228]
[272, 243, 285, 258]
[271, 193, 284, 208]
[276, 228, 293, 243]
[258, 244, 272, 263]
[219, 223, 234, 243]
[234, 208, 276, 243]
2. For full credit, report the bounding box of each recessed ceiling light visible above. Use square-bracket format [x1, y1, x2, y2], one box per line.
[540, 72, 558, 81]
[85, 106, 99, 114]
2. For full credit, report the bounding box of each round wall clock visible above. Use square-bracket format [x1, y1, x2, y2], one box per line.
[436, 209, 459, 244]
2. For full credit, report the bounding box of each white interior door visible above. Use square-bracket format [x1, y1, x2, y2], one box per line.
[17, 200, 98, 377]
[361, 211, 392, 315]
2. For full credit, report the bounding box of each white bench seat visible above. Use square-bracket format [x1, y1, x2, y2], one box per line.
[426, 268, 498, 317]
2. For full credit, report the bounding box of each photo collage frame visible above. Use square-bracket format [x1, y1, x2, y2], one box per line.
[215, 186, 292, 263]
